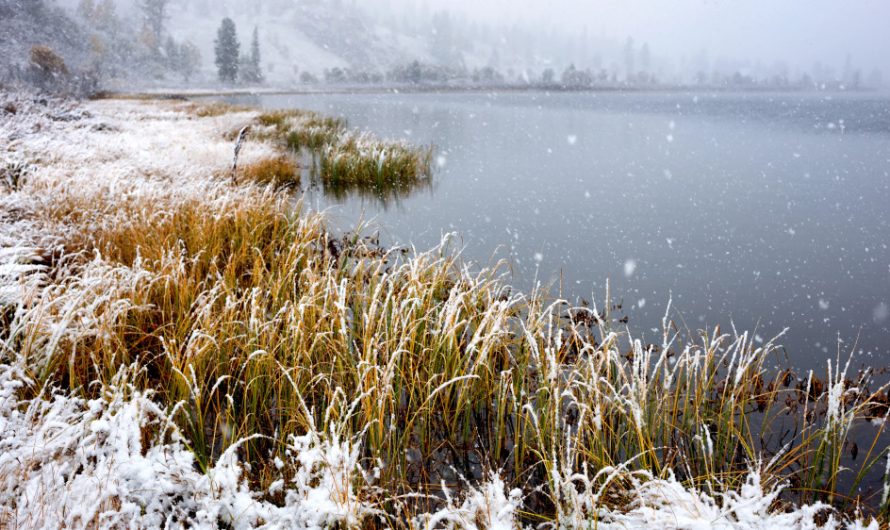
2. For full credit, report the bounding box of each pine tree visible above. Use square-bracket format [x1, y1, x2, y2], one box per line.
[139, 0, 168, 44]
[250, 27, 263, 83]
[239, 27, 263, 84]
[214, 17, 240, 83]
[164, 36, 180, 71]
[179, 41, 201, 83]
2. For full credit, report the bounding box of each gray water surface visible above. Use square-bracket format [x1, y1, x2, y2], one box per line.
[225, 90, 890, 370]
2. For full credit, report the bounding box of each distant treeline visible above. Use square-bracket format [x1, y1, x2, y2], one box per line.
[312, 60, 874, 91]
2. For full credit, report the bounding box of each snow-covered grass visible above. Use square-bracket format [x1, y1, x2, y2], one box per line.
[319, 130, 434, 187]
[0, 93, 888, 529]
[254, 108, 433, 187]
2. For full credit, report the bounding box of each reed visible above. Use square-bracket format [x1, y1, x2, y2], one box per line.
[256, 109, 345, 149]
[255, 109, 433, 186]
[320, 132, 434, 186]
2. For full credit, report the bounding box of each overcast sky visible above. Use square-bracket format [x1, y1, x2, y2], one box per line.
[383, 0, 890, 74]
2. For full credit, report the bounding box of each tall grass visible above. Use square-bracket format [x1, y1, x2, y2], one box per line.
[7, 179, 889, 525]
[319, 132, 434, 187]
[254, 109, 433, 187]
[2, 99, 888, 528]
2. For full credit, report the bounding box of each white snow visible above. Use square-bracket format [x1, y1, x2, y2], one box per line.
[0, 358, 374, 530]
[594, 470, 877, 530]
[419, 472, 522, 530]
[624, 259, 638, 278]
[416, 469, 878, 530]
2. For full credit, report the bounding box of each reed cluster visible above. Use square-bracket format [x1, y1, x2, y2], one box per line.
[320, 131, 434, 186]
[255, 109, 433, 186]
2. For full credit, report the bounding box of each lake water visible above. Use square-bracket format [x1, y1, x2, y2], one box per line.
[224, 90, 890, 370]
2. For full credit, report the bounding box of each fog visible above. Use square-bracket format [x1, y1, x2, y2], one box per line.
[1, 0, 886, 89]
[370, 0, 890, 75]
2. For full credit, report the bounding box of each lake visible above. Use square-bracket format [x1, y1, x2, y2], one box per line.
[223, 90, 890, 370]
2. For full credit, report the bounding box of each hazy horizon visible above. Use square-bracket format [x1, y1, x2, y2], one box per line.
[368, 0, 890, 76]
[4, 0, 886, 87]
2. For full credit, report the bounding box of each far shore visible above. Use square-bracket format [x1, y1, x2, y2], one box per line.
[101, 82, 889, 101]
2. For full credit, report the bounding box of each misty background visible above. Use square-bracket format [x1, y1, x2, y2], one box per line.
[1, 0, 887, 90]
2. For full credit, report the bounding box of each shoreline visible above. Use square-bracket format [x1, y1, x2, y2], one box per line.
[98, 83, 890, 101]
[0, 92, 887, 529]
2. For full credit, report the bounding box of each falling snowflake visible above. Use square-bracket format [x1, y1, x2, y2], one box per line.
[624, 259, 638, 278]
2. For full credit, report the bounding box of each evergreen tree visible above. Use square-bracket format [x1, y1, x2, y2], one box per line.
[623, 37, 636, 82]
[164, 36, 180, 71]
[139, 0, 168, 44]
[406, 60, 421, 84]
[541, 68, 555, 84]
[214, 17, 240, 83]
[249, 27, 263, 83]
[239, 27, 263, 83]
[179, 41, 201, 82]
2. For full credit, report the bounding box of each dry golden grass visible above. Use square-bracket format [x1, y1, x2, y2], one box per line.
[238, 156, 300, 187]
[184, 101, 253, 118]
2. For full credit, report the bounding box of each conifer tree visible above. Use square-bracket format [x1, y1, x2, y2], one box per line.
[164, 36, 180, 71]
[239, 27, 263, 83]
[214, 17, 240, 83]
[139, 0, 168, 44]
[179, 41, 201, 83]
[250, 27, 263, 82]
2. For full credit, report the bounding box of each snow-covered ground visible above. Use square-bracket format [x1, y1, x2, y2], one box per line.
[0, 93, 880, 529]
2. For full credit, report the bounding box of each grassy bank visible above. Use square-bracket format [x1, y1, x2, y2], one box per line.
[0, 95, 887, 529]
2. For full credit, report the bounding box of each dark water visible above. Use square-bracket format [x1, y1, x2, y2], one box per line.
[225, 90, 890, 370]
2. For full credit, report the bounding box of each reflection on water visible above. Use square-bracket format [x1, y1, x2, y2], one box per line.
[298, 153, 435, 210]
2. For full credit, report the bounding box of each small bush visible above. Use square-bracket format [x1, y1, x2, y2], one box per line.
[30, 45, 69, 76]
[28, 45, 69, 90]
